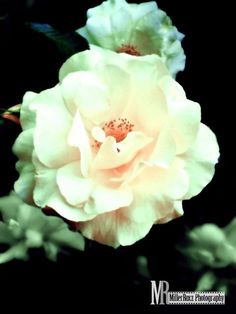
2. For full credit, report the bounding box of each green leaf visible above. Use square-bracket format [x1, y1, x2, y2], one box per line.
[25, 22, 83, 58]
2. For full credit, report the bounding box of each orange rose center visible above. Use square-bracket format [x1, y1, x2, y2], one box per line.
[116, 44, 141, 56]
[103, 118, 134, 142]
[93, 118, 134, 150]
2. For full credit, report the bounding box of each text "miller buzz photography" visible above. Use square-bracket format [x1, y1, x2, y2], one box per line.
[150, 281, 225, 305]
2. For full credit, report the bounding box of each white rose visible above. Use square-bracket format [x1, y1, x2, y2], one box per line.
[77, 0, 186, 77]
[13, 49, 219, 248]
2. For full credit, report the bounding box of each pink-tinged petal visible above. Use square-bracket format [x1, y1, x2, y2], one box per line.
[158, 76, 201, 154]
[169, 99, 201, 154]
[31, 85, 80, 168]
[92, 136, 117, 169]
[135, 159, 189, 200]
[91, 126, 106, 142]
[68, 111, 92, 177]
[157, 162, 189, 200]
[56, 161, 93, 206]
[182, 123, 220, 199]
[93, 131, 153, 170]
[122, 84, 168, 136]
[46, 193, 96, 222]
[146, 126, 176, 168]
[84, 185, 133, 215]
[117, 131, 153, 155]
[79, 207, 153, 248]
[124, 194, 183, 227]
[61, 71, 110, 124]
[32, 155, 94, 222]
[124, 194, 171, 224]
[156, 201, 183, 224]
[96, 64, 131, 119]
[110, 153, 146, 186]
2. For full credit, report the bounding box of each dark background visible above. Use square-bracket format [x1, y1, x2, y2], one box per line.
[0, 1, 234, 313]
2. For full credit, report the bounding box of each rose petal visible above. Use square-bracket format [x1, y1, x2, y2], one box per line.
[110, 8, 133, 46]
[156, 201, 183, 224]
[20, 91, 38, 129]
[130, 10, 165, 56]
[86, 16, 116, 49]
[146, 126, 176, 168]
[122, 84, 167, 136]
[84, 184, 133, 215]
[158, 76, 201, 153]
[13, 129, 34, 161]
[56, 161, 94, 206]
[183, 123, 220, 199]
[96, 64, 131, 119]
[93, 131, 153, 170]
[61, 71, 109, 124]
[169, 99, 201, 154]
[59, 50, 104, 81]
[132, 1, 158, 20]
[136, 158, 189, 200]
[124, 193, 172, 224]
[46, 193, 96, 222]
[32, 160, 58, 208]
[87, 0, 127, 17]
[32, 157, 94, 222]
[111, 153, 145, 186]
[32, 85, 80, 168]
[79, 206, 153, 248]
[68, 111, 92, 177]
[91, 126, 106, 143]
[126, 58, 169, 83]
[158, 75, 186, 103]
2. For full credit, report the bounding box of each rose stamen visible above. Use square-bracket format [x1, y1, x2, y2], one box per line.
[116, 44, 141, 56]
[92, 118, 134, 150]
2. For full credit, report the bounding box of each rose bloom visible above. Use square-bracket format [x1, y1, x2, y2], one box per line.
[0, 191, 84, 263]
[13, 48, 219, 248]
[77, 0, 185, 77]
[181, 220, 236, 270]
